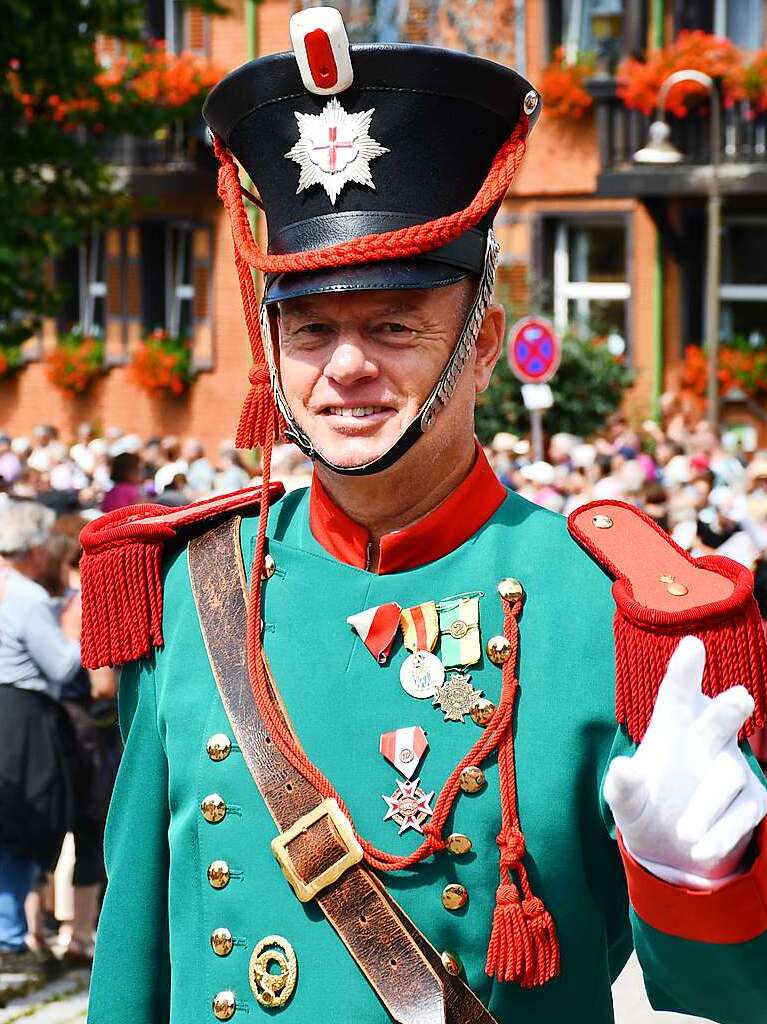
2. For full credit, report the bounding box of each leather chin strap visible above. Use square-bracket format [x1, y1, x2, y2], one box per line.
[264, 232, 500, 477]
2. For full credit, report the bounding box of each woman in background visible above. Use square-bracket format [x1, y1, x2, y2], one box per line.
[0, 502, 81, 973]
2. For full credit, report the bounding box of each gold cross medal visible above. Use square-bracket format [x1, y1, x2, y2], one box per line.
[432, 673, 483, 723]
[399, 602, 444, 699]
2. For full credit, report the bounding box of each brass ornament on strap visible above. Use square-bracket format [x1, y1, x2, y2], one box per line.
[248, 935, 298, 1008]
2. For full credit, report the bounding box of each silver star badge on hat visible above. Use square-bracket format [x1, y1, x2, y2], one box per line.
[285, 97, 389, 204]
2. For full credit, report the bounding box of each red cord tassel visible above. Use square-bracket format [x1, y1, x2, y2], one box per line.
[235, 364, 277, 451]
[484, 597, 560, 988]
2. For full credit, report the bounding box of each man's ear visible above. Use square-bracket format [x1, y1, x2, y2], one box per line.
[474, 302, 505, 393]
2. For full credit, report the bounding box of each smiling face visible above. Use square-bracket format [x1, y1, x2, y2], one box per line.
[274, 280, 503, 470]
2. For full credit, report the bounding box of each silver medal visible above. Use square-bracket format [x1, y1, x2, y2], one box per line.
[400, 650, 445, 699]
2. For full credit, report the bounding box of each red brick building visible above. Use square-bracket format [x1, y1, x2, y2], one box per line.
[3, 0, 766, 447]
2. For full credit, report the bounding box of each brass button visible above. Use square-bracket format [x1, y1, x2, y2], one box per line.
[445, 833, 472, 856]
[449, 619, 468, 639]
[212, 990, 236, 1020]
[201, 793, 227, 825]
[442, 883, 469, 911]
[486, 635, 512, 666]
[660, 573, 688, 596]
[207, 734, 232, 762]
[470, 698, 496, 727]
[211, 927, 234, 957]
[262, 554, 276, 580]
[497, 578, 524, 603]
[459, 766, 486, 794]
[441, 949, 463, 976]
[592, 514, 613, 529]
[207, 860, 231, 889]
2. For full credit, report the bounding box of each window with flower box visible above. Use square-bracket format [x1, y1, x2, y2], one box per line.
[139, 220, 213, 371]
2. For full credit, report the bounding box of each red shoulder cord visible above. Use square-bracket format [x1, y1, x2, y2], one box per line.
[215, 112, 558, 986]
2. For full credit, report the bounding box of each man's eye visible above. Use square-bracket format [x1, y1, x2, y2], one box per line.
[296, 323, 330, 336]
[378, 322, 412, 335]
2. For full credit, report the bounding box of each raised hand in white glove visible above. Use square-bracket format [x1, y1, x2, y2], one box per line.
[603, 635, 767, 890]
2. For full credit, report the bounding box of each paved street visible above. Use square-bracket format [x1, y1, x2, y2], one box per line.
[0, 954, 714, 1023]
[0, 969, 88, 1024]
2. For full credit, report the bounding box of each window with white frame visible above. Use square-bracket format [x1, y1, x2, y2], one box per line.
[55, 232, 106, 336]
[562, 0, 624, 69]
[551, 220, 630, 352]
[140, 220, 213, 352]
[144, 0, 209, 53]
[719, 217, 767, 345]
[716, 0, 764, 45]
[676, 1, 764, 45]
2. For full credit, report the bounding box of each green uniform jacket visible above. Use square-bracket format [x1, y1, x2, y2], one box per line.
[87, 470, 767, 1024]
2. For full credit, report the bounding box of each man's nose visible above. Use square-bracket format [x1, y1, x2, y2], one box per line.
[323, 334, 378, 386]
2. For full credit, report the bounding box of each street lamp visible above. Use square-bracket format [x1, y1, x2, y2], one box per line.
[633, 69, 722, 429]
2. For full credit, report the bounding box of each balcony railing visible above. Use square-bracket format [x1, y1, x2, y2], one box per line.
[588, 78, 767, 197]
[98, 117, 215, 178]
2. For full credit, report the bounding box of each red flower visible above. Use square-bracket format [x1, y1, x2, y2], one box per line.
[129, 331, 191, 396]
[618, 31, 746, 117]
[45, 336, 104, 396]
[539, 47, 595, 121]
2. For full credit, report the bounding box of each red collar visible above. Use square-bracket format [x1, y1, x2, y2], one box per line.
[308, 445, 506, 573]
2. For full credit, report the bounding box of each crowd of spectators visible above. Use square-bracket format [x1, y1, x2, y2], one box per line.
[2, 396, 767, 976]
[487, 396, 767, 570]
[0, 423, 313, 517]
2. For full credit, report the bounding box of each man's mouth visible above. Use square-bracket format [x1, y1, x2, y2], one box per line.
[321, 405, 393, 419]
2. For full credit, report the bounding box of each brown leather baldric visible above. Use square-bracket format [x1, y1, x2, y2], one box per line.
[188, 518, 498, 1024]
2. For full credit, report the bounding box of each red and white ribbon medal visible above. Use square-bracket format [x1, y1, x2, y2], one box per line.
[379, 725, 428, 780]
[399, 602, 444, 698]
[347, 602, 402, 664]
[380, 726, 433, 834]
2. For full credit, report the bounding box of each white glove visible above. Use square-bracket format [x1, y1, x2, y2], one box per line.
[604, 635, 767, 890]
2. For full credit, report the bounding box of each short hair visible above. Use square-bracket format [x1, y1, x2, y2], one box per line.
[0, 500, 55, 557]
[110, 452, 141, 484]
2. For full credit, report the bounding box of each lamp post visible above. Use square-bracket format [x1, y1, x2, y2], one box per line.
[634, 70, 722, 429]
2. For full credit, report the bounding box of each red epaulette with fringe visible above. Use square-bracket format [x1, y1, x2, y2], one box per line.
[568, 499, 767, 743]
[79, 483, 285, 670]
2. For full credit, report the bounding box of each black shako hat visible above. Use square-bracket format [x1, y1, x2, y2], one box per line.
[203, 33, 540, 303]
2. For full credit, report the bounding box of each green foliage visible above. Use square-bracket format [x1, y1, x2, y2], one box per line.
[475, 332, 635, 443]
[0, 0, 224, 353]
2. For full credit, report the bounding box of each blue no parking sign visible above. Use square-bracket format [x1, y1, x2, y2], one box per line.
[507, 316, 561, 385]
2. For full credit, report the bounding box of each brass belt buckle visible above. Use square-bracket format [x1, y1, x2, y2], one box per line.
[271, 797, 364, 902]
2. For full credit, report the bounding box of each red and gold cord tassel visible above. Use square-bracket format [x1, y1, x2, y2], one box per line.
[485, 592, 560, 988]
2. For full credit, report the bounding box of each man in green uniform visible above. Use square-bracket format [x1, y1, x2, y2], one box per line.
[83, 9, 767, 1023]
